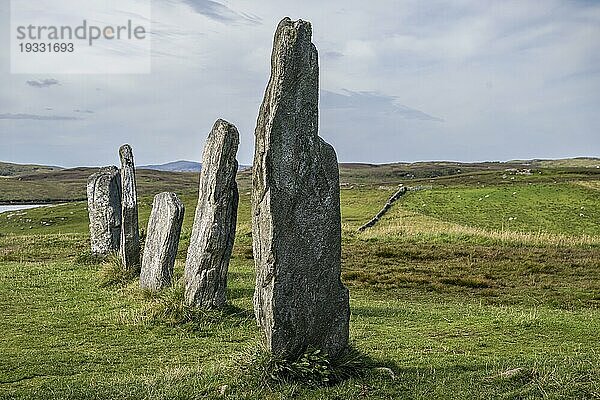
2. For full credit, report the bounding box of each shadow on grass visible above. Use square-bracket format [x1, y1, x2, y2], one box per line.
[228, 269, 255, 281]
[73, 250, 106, 266]
[227, 285, 254, 300]
[351, 304, 414, 319]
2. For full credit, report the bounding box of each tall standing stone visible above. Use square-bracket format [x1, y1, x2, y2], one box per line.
[184, 119, 239, 308]
[119, 144, 141, 271]
[87, 166, 121, 256]
[252, 18, 350, 359]
[140, 192, 185, 291]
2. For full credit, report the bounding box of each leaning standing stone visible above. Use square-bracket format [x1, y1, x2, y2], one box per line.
[119, 144, 141, 271]
[140, 192, 185, 291]
[87, 166, 121, 256]
[252, 18, 350, 359]
[184, 119, 239, 308]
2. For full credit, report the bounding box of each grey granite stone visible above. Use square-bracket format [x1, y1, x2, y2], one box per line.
[252, 18, 350, 359]
[184, 119, 239, 308]
[87, 166, 121, 256]
[140, 192, 185, 291]
[119, 144, 141, 271]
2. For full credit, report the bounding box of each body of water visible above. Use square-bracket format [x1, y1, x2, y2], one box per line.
[0, 204, 46, 214]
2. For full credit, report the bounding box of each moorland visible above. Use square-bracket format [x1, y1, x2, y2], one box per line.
[1, 158, 599, 399]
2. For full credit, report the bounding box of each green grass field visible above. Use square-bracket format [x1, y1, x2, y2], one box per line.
[1, 162, 599, 399]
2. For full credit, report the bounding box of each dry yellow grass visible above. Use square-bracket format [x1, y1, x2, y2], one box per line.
[351, 206, 600, 247]
[574, 180, 600, 191]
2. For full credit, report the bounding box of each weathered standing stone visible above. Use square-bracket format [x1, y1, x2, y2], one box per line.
[184, 119, 239, 308]
[252, 18, 350, 359]
[119, 144, 141, 271]
[87, 166, 121, 255]
[140, 192, 185, 291]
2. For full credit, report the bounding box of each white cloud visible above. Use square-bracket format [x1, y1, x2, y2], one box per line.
[26, 79, 60, 88]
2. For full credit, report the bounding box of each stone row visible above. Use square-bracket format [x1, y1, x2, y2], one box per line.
[86, 17, 349, 361]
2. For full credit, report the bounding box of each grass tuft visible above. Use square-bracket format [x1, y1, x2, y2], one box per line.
[140, 282, 193, 325]
[136, 280, 253, 331]
[97, 253, 137, 288]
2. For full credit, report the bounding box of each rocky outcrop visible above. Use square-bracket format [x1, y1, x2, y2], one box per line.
[87, 166, 121, 256]
[252, 18, 350, 359]
[184, 119, 239, 308]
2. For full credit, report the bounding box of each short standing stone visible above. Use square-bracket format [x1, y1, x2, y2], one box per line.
[140, 192, 185, 291]
[87, 166, 121, 256]
[119, 144, 141, 271]
[252, 18, 350, 359]
[184, 119, 239, 308]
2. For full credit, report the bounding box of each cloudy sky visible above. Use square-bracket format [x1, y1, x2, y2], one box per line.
[1, 0, 599, 167]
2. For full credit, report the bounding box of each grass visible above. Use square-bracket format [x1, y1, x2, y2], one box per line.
[400, 183, 600, 236]
[0, 164, 599, 398]
[97, 254, 139, 288]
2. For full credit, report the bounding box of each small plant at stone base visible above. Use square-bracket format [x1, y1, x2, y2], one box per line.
[244, 345, 370, 388]
[274, 348, 332, 385]
[97, 253, 137, 287]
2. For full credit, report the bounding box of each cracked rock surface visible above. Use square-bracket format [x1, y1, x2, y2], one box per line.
[119, 144, 141, 272]
[140, 192, 184, 292]
[87, 166, 121, 256]
[252, 18, 350, 359]
[184, 119, 239, 308]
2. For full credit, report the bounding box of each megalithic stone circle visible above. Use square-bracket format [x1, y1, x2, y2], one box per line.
[86, 166, 121, 256]
[184, 119, 239, 308]
[140, 192, 185, 291]
[119, 144, 141, 271]
[252, 17, 350, 359]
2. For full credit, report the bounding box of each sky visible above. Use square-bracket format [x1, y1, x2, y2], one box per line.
[0, 0, 599, 168]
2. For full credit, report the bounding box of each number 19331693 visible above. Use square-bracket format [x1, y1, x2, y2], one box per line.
[19, 42, 74, 53]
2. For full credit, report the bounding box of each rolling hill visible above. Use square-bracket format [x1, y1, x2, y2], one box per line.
[140, 160, 252, 172]
[139, 160, 202, 172]
[1, 158, 599, 203]
[0, 161, 63, 177]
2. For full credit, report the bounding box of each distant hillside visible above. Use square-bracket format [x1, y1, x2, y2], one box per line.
[140, 160, 251, 172]
[529, 157, 600, 168]
[139, 160, 201, 172]
[0, 167, 203, 203]
[1, 157, 599, 203]
[0, 161, 63, 177]
[338, 158, 600, 185]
